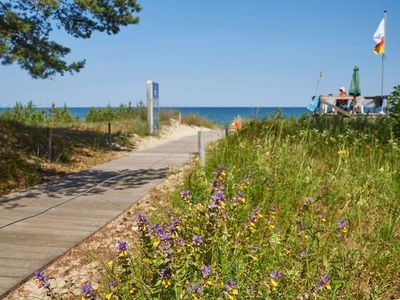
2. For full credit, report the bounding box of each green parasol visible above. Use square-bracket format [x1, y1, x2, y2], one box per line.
[349, 65, 361, 96]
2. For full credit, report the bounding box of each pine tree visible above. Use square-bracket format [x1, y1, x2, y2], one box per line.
[0, 0, 141, 79]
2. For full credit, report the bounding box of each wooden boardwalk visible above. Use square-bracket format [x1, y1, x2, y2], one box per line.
[0, 131, 221, 298]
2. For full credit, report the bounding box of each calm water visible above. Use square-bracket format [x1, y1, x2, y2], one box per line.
[0, 107, 308, 126]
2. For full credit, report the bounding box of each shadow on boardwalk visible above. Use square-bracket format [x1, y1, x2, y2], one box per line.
[0, 167, 168, 210]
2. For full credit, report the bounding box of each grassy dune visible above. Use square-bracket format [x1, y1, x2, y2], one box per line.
[53, 114, 400, 299]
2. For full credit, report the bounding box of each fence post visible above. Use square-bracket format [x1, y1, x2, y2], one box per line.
[48, 128, 53, 162]
[225, 123, 229, 136]
[198, 131, 205, 167]
[108, 122, 112, 146]
[178, 112, 182, 125]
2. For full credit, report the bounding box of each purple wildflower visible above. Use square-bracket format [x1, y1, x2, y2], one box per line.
[224, 279, 239, 298]
[171, 219, 181, 228]
[212, 191, 225, 201]
[159, 241, 173, 254]
[135, 213, 149, 223]
[208, 190, 227, 211]
[192, 235, 203, 247]
[310, 274, 332, 292]
[338, 219, 349, 234]
[34, 271, 50, 288]
[160, 268, 172, 278]
[149, 224, 171, 241]
[338, 219, 349, 229]
[207, 201, 218, 209]
[247, 214, 257, 223]
[168, 219, 181, 233]
[213, 165, 226, 186]
[322, 275, 330, 285]
[173, 237, 185, 246]
[187, 283, 203, 294]
[180, 190, 191, 201]
[225, 279, 237, 290]
[213, 165, 225, 177]
[269, 270, 282, 280]
[201, 265, 212, 277]
[117, 241, 128, 252]
[81, 282, 95, 298]
[135, 213, 149, 232]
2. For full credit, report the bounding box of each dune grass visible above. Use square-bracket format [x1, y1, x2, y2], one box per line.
[33, 113, 400, 299]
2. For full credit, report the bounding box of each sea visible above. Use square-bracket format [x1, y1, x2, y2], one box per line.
[0, 107, 308, 127]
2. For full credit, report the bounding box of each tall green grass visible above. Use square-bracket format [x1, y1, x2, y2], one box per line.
[45, 114, 399, 299]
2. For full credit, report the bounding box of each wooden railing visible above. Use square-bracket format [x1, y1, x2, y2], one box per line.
[318, 95, 388, 118]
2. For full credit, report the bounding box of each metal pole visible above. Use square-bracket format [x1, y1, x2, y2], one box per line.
[147, 81, 154, 135]
[198, 131, 205, 167]
[381, 10, 387, 97]
[48, 128, 53, 162]
[381, 55, 385, 97]
[314, 71, 323, 96]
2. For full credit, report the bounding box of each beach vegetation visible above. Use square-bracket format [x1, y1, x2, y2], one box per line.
[32, 112, 400, 299]
[389, 85, 400, 138]
[0, 102, 216, 195]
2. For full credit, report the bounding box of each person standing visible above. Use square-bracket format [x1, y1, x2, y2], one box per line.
[337, 86, 348, 110]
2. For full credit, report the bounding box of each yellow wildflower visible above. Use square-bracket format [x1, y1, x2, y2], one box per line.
[162, 279, 172, 288]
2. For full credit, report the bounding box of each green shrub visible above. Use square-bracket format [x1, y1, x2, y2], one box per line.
[389, 85, 400, 138]
[47, 103, 77, 126]
[0, 101, 46, 125]
[85, 105, 117, 123]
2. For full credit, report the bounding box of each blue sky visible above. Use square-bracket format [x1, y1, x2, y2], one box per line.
[0, 0, 399, 107]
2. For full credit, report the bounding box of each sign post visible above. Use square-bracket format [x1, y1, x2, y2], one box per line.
[147, 81, 160, 135]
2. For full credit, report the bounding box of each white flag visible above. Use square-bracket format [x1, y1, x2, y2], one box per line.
[373, 18, 385, 54]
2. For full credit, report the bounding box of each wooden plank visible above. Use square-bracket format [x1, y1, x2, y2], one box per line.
[319, 98, 356, 119]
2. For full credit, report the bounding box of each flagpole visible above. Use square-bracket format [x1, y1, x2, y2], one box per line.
[381, 10, 387, 96]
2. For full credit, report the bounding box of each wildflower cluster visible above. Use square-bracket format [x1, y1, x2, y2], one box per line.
[246, 208, 263, 232]
[84, 166, 346, 298]
[268, 270, 282, 292]
[81, 282, 96, 300]
[117, 241, 128, 257]
[224, 279, 238, 300]
[338, 219, 349, 235]
[34, 271, 50, 289]
[160, 268, 172, 288]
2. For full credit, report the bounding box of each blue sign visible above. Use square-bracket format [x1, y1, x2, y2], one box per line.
[153, 83, 159, 99]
